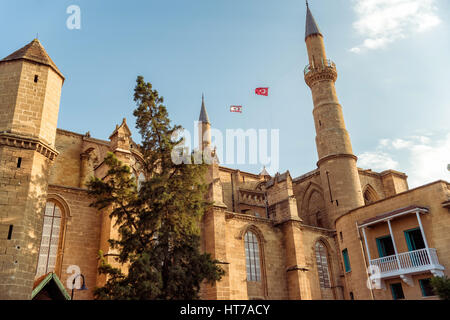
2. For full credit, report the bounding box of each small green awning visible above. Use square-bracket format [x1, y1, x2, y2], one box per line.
[32, 273, 71, 300]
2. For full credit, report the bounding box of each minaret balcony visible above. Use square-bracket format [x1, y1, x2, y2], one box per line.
[304, 59, 337, 87]
[304, 59, 336, 75]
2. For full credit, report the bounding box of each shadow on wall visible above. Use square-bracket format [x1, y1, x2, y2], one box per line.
[0, 151, 53, 300]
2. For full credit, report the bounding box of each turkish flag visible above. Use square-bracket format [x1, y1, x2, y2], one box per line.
[255, 87, 269, 96]
[230, 106, 242, 113]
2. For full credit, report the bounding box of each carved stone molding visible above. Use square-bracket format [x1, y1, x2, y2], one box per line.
[316, 153, 358, 167]
[304, 67, 337, 88]
[0, 132, 58, 160]
[225, 211, 272, 224]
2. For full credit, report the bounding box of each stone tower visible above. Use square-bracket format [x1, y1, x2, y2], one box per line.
[197, 95, 230, 300]
[303, 4, 364, 225]
[198, 94, 211, 153]
[0, 39, 64, 299]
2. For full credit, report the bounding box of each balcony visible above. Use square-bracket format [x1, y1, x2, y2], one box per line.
[369, 248, 444, 281]
[303, 58, 336, 76]
[358, 206, 445, 288]
[304, 59, 337, 87]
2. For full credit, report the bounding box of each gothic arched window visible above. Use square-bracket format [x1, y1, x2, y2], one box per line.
[315, 241, 331, 288]
[244, 231, 261, 282]
[35, 201, 65, 278]
[363, 185, 379, 205]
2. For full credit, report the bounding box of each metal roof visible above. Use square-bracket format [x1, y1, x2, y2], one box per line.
[359, 205, 429, 228]
[199, 94, 210, 123]
[305, 4, 322, 40]
[32, 272, 71, 300]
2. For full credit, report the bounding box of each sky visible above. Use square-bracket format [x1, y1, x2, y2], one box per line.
[1, 0, 449, 188]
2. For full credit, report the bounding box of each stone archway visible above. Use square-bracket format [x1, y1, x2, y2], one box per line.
[301, 183, 327, 228]
[363, 184, 379, 205]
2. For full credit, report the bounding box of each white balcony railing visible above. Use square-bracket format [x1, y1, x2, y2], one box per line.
[369, 248, 444, 278]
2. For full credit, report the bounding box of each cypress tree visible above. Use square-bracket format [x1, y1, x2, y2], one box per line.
[87, 76, 224, 300]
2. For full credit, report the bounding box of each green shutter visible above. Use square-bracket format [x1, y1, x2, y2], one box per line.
[342, 249, 351, 272]
[376, 236, 390, 257]
[376, 238, 383, 257]
[419, 279, 426, 297]
[404, 228, 420, 251]
[419, 279, 433, 297]
[390, 283, 404, 300]
[390, 284, 398, 300]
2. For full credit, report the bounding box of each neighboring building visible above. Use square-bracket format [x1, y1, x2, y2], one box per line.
[0, 4, 449, 300]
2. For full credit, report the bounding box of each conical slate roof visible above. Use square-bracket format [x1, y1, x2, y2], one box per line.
[1, 39, 64, 79]
[199, 94, 210, 123]
[305, 4, 322, 40]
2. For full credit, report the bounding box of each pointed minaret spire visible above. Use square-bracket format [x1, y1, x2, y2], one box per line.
[199, 93, 210, 123]
[198, 94, 211, 152]
[305, 1, 322, 40]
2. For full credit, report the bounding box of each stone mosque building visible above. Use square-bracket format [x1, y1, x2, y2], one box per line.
[0, 5, 449, 300]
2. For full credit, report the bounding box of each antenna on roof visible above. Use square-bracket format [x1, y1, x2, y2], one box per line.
[306, 0, 309, 8]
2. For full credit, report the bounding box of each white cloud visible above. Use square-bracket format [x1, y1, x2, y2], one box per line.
[358, 133, 450, 188]
[391, 138, 414, 149]
[349, 47, 361, 54]
[358, 151, 399, 171]
[350, 0, 441, 53]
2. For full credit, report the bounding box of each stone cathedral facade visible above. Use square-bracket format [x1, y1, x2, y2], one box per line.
[1, 6, 449, 300]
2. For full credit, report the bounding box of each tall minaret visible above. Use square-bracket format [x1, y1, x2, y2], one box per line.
[303, 3, 364, 225]
[198, 94, 211, 153]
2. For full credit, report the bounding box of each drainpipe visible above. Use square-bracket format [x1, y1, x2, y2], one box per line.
[356, 222, 375, 300]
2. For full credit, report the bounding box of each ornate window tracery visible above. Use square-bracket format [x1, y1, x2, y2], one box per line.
[245, 231, 261, 282]
[36, 201, 65, 278]
[315, 241, 331, 288]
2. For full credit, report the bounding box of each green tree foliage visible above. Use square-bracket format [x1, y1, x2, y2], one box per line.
[87, 76, 224, 300]
[430, 276, 450, 300]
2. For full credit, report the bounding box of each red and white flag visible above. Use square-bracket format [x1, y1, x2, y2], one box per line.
[255, 87, 269, 96]
[230, 105, 242, 113]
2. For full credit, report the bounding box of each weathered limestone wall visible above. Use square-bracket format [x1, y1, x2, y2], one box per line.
[46, 185, 102, 300]
[0, 147, 52, 299]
